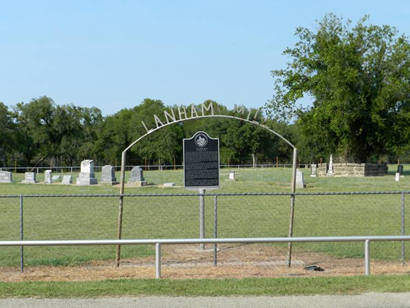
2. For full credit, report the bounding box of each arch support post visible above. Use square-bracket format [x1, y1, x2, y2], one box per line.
[116, 151, 127, 267]
[287, 148, 297, 267]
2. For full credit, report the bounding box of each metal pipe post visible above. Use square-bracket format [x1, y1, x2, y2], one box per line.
[287, 148, 297, 267]
[365, 240, 370, 275]
[199, 189, 205, 249]
[116, 151, 127, 267]
[19, 195, 24, 273]
[401, 192, 406, 265]
[155, 243, 161, 279]
[214, 195, 218, 266]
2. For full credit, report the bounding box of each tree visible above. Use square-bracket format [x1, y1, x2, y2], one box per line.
[128, 98, 184, 165]
[14, 97, 57, 166]
[76, 107, 103, 162]
[223, 107, 274, 166]
[266, 14, 410, 162]
[94, 108, 135, 165]
[13, 97, 103, 166]
[0, 103, 16, 166]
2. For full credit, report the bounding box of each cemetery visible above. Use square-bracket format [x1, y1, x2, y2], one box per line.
[0, 149, 409, 280]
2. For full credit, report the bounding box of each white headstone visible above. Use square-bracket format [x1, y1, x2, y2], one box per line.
[327, 154, 334, 176]
[62, 175, 72, 185]
[395, 172, 400, 182]
[52, 175, 60, 182]
[228, 171, 235, 180]
[0, 171, 12, 183]
[310, 164, 317, 177]
[76, 160, 98, 185]
[44, 170, 52, 184]
[296, 169, 305, 189]
[22, 172, 37, 184]
[100, 165, 117, 184]
[163, 182, 175, 187]
[81, 160, 94, 177]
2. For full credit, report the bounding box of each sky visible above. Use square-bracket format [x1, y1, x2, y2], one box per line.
[0, 0, 409, 116]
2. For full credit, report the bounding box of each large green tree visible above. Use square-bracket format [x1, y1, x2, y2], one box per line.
[14, 97, 103, 166]
[0, 102, 16, 166]
[14, 96, 57, 166]
[266, 14, 410, 162]
[128, 98, 184, 165]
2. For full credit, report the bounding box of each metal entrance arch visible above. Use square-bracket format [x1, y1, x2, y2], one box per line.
[116, 114, 298, 267]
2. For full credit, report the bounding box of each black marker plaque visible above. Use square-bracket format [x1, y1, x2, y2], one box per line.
[183, 131, 219, 189]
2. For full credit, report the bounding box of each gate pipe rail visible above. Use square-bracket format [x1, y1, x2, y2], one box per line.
[2, 235, 410, 279]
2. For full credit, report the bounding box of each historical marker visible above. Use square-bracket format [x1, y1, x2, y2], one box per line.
[184, 131, 219, 190]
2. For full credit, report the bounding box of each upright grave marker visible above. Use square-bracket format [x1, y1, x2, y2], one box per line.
[128, 166, 146, 186]
[310, 164, 317, 177]
[76, 160, 98, 185]
[101, 165, 118, 185]
[62, 175, 72, 185]
[296, 169, 305, 189]
[22, 172, 36, 184]
[44, 170, 52, 184]
[184, 131, 219, 249]
[0, 171, 12, 183]
[52, 175, 60, 182]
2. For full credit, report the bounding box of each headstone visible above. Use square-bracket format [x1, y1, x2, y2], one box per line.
[128, 166, 146, 186]
[52, 175, 60, 182]
[44, 170, 52, 184]
[326, 154, 334, 176]
[22, 172, 37, 184]
[397, 165, 404, 176]
[228, 171, 235, 180]
[395, 173, 400, 182]
[76, 160, 98, 185]
[62, 175, 72, 185]
[296, 169, 305, 189]
[310, 164, 317, 177]
[0, 171, 12, 183]
[100, 165, 118, 184]
[163, 182, 175, 187]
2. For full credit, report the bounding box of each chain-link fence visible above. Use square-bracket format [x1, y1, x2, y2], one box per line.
[0, 191, 409, 277]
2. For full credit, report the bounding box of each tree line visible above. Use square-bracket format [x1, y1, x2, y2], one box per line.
[0, 97, 295, 167]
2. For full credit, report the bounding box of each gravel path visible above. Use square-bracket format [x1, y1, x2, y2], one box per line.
[1, 293, 410, 308]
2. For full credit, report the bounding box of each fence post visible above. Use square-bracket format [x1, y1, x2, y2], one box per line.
[214, 195, 218, 266]
[155, 243, 161, 279]
[19, 195, 24, 273]
[401, 192, 405, 265]
[365, 240, 370, 275]
[199, 189, 206, 250]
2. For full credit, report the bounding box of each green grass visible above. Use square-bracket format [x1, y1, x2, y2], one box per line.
[0, 168, 409, 266]
[1, 276, 410, 297]
[3, 164, 410, 194]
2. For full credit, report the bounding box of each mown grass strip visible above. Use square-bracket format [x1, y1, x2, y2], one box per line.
[1, 275, 410, 298]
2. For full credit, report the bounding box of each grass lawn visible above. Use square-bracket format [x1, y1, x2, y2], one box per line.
[0, 167, 409, 267]
[1, 276, 410, 297]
